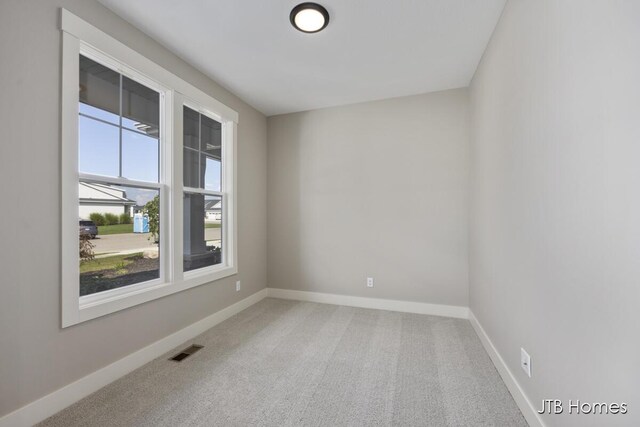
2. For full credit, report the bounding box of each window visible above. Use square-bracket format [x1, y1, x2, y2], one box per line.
[61, 10, 238, 327]
[182, 107, 224, 273]
[78, 55, 163, 297]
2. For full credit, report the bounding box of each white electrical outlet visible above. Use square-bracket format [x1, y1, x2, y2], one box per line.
[521, 348, 531, 378]
[235, 281, 241, 292]
[366, 277, 374, 288]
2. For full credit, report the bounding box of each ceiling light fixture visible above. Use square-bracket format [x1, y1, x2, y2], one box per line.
[290, 3, 330, 33]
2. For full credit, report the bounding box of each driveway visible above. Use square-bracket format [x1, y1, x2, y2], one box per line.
[93, 228, 221, 255]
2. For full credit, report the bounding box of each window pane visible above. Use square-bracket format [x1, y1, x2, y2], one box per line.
[201, 114, 222, 191]
[183, 148, 200, 188]
[201, 114, 221, 157]
[79, 183, 160, 296]
[202, 156, 221, 191]
[79, 55, 120, 118]
[183, 106, 199, 150]
[183, 193, 222, 272]
[122, 76, 160, 137]
[79, 115, 119, 177]
[122, 129, 159, 182]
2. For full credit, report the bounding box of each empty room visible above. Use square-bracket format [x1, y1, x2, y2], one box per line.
[0, 1, 638, 426]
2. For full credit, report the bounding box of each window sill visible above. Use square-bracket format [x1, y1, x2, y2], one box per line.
[65, 265, 237, 327]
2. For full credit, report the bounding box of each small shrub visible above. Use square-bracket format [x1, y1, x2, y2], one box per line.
[119, 213, 132, 224]
[79, 233, 95, 261]
[104, 213, 119, 225]
[89, 212, 105, 226]
[143, 196, 160, 242]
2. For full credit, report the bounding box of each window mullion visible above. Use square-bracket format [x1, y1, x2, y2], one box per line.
[221, 192, 227, 266]
[172, 92, 185, 282]
[118, 73, 123, 178]
[198, 112, 202, 189]
[182, 187, 224, 197]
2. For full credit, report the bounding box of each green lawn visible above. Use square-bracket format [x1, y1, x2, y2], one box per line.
[98, 224, 134, 235]
[80, 252, 142, 274]
[97, 222, 218, 235]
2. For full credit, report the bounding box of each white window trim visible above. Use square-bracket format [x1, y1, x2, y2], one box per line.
[61, 9, 238, 327]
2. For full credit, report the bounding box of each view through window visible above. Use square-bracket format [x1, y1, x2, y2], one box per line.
[183, 106, 223, 272]
[78, 55, 161, 296]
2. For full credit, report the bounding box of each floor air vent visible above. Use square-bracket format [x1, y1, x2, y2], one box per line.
[170, 344, 203, 362]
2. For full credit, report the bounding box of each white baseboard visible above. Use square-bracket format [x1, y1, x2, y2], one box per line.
[266, 288, 469, 319]
[1, 289, 541, 427]
[0, 288, 268, 427]
[468, 311, 545, 427]
[266, 289, 541, 424]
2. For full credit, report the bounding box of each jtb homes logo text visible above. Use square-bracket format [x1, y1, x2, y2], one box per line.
[537, 400, 628, 415]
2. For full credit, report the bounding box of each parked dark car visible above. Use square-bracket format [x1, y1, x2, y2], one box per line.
[79, 220, 98, 239]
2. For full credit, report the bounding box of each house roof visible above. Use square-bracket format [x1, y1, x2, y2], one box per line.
[79, 182, 136, 205]
[204, 200, 222, 211]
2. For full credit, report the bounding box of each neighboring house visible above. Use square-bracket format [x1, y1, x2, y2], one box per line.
[79, 182, 136, 219]
[205, 199, 222, 221]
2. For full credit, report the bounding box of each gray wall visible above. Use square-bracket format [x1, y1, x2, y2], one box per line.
[469, 1, 640, 426]
[3, 0, 636, 423]
[267, 89, 469, 306]
[0, 0, 266, 417]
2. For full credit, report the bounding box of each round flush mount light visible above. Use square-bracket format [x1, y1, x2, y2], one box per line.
[290, 3, 330, 33]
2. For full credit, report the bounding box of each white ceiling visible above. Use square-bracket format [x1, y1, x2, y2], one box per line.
[98, 0, 506, 116]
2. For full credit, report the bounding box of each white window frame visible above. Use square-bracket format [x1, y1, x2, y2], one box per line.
[176, 97, 236, 281]
[61, 9, 238, 327]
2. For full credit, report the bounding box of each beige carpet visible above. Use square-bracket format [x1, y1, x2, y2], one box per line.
[40, 298, 527, 426]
